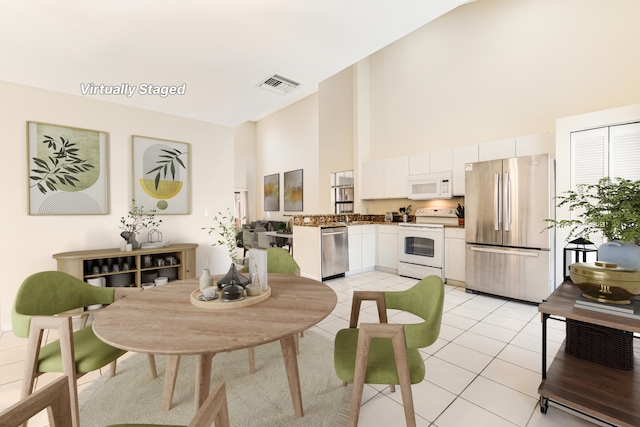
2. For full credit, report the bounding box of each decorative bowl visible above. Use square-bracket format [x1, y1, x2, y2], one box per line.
[569, 262, 640, 305]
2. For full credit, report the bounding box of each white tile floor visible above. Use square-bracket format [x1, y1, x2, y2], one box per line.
[0, 270, 605, 426]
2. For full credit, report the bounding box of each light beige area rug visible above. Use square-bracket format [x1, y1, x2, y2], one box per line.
[79, 331, 350, 426]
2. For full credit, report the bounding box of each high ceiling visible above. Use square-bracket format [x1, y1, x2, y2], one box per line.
[0, 0, 469, 127]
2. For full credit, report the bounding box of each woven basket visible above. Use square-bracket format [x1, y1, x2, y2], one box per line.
[565, 319, 634, 370]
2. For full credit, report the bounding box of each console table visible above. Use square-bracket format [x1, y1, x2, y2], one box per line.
[53, 243, 197, 287]
[538, 281, 640, 426]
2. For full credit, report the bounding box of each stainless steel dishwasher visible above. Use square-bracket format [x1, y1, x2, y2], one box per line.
[321, 226, 349, 280]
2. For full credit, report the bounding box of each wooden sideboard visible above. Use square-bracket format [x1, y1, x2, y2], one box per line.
[538, 282, 640, 426]
[53, 243, 198, 287]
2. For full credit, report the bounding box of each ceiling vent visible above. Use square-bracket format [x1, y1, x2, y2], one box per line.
[256, 74, 300, 95]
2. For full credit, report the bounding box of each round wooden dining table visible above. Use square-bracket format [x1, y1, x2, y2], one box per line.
[92, 274, 337, 417]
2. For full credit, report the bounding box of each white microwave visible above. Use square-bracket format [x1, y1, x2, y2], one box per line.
[408, 171, 453, 200]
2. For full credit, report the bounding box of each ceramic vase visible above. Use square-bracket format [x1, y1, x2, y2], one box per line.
[597, 241, 640, 270]
[217, 263, 249, 290]
[120, 231, 140, 249]
[199, 268, 214, 292]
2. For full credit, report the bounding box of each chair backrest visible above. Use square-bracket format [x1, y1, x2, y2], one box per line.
[0, 376, 72, 426]
[12, 271, 116, 338]
[266, 247, 301, 276]
[256, 231, 271, 249]
[384, 275, 444, 349]
[242, 230, 254, 249]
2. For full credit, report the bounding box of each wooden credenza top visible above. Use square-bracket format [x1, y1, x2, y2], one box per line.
[53, 243, 198, 260]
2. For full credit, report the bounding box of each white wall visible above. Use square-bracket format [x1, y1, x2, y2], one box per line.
[255, 93, 320, 218]
[1, 80, 235, 329]
[234, 121, 257, 221]
[366, 0, 640, 160]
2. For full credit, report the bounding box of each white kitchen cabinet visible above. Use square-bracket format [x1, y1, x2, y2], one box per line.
[376, 224, 398, 272]
[409, 152, 430, 175]
[444, 227, 465, 283]
[348, 225, 362, 272]
[348, 225, 375, 274]
[516, 132, 555, 157]
[478, 138, 516, 161]
[429, 148, 453, 173]
[384, 156, 409, 198]
[361, 160, 385, 199]
[361, 225, 376, 269]
[293, 225, 322, 281]
[452, 144, 478, 196]
[361, 156, 408, 199]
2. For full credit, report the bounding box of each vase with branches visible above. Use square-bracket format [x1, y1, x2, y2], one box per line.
[203, 209, 244, 264]
[119, 200, 162, 249]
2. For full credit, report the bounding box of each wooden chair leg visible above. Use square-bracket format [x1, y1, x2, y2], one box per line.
[147, 354, 158, 379]
[390, 327, 416, 427]
[248, 347, 256, 374]
[349, 329, 372, 427]
[109, 360, 117, 378]
[390, 384, 396, 392]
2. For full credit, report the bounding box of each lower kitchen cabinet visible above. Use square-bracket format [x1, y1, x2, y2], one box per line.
[348, 225, 376, 274]
[445, 227, 465, 283]
[376, 224, 398, 272]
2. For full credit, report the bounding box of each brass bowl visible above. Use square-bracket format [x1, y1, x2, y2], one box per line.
[569, 262, 640, 305]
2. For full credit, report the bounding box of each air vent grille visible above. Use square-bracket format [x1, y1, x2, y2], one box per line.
[257, 74, 300, 95]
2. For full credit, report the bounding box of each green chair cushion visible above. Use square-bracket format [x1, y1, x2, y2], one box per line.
[334, 328, 425, 385]
[266, 247, 300, 275]
[38, 326, 127, 374]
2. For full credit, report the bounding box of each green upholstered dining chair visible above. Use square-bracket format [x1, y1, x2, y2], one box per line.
[246, 247, 301, 373]
[105, 381, 230, 427]
[334, 275, 444, 427]
[11, 271, 156, 427]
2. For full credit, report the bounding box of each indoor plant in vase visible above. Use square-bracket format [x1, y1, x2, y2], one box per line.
[455, 204, 465, 226]
[545, 177, 640, 268]
[203, 209, 248, 288]
[119, 200, 162, 249]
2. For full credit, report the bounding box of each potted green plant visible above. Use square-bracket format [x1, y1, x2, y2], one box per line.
[545, 177, 640, 268]
[455, 204, 464, 226]
[119, 200, 162, 249]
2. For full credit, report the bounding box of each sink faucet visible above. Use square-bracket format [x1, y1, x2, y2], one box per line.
[345, 215, 350, 223]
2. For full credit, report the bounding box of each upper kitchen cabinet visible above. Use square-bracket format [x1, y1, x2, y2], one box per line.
[362, 156, 408, 199]
[409, 152, 430, 175]
[429, 148, 453, 173]
[452, 144, 478, 196]
[515, 132, 555, 158]
[361, 159, 385, 199]
[478, 138, 516, 161]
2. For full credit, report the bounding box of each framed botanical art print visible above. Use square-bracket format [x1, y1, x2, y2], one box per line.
[132, 135, 191, 214]
[284, 169, 303, 211]
[264, 173, 279, 211]
[27, 121, 108, 215]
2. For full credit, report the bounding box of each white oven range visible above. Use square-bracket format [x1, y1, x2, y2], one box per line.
[397, 207, 458, 280]
[397, 222, 445, 280]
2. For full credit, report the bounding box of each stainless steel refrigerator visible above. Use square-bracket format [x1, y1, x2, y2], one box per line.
[465, 154, 555, 303]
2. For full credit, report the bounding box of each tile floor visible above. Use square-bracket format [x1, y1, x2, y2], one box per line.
[0, 270, 606, 426]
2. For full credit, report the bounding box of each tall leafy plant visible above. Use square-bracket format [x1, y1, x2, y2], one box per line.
[545, 177, 640, 244]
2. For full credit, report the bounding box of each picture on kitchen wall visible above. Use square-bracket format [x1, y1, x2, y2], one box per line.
[264, 173, 279, 211]
[132, 135, 190, 214]
[27, 121, 108, 215]
[284, 169, 303, 211]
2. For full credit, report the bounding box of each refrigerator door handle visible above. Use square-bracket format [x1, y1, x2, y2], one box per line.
[504, 172, 510, 231]
[494, 173, 501, 231]
[470, 246, 539, 257]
